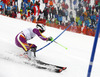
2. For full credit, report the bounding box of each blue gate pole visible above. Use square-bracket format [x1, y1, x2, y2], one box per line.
[87, 14, 100, 77]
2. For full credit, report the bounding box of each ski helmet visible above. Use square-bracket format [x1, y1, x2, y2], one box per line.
[36, 24, 46, 33]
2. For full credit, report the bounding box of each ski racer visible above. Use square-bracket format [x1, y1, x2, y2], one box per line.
[15, 24, 53, 59]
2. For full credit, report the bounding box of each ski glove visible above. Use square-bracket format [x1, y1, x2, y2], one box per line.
[48, 37, 54, 41]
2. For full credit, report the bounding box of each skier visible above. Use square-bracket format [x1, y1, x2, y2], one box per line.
[15, 24, 53, 59]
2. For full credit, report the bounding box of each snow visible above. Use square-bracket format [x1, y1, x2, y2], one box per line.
[0, 15, 100, 77]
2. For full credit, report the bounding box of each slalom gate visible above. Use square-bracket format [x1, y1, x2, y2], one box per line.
[87, 14, 100, 77]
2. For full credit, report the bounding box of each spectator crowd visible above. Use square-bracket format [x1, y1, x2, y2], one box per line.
[0, 0, 100, 36]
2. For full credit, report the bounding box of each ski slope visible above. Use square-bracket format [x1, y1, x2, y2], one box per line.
[0, 15, 100, 77]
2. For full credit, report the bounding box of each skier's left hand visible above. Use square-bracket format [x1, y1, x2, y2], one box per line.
[48, 36, 54, 41]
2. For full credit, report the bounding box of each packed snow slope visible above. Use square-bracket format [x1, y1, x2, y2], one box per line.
[0, 15, 100, 77]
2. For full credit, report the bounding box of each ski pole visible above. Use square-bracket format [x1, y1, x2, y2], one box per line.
[54, 41, 68, 50]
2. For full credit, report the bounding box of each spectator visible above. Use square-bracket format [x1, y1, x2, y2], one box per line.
[21, 1, 24, 9]
[64, 9, 68, 20]
[28, 0, 31, 3]
[58, 15, 62, 25]
[0, 1, 5, 14]
[12, 5, 17, 14]
[54, 17, 59, 24]
[76, 16, 80, 25]
[69, 11, 73, 22]
[65, 3, 69, 9]
[80, 14, 84, 22]
[92, 5, 95, 11]
[13, 4, 18, 12]
[10, 0, 13, 6]
[56, 2, 60, 10]
[49, 0, 53, 7]
[51, 6, 56, 18]
[31, 13, 36, 23]
[32, 0, 35, 4]
[30, 3, 34, 13]
[70, 16, 74, 23]
[74, 3, 78, 13]
[96, 13, 99, 21]
[70, 0, 72, 9]
[37, 10, 44, 21]
[48, 6, 52, 18]
[55, 12, 58, 19]
[17, 12, 21, 19]
[32, 17, 36, 23]
[53, 0, 55, 3]
[15, 0, 18, 6]
[31, 13, 35, 21]
[5, 8, 7, 15]
[58, 8, 62, 16]
[78, 19, 82, 26]
[90, 13, 96, 26]
[85, 4, 89, 11]
[78, 7, 84, 17]
[61, 1, 66, 10]
[95, 0, 98, 5]
[27, 10, 31, 17]
[21, 13, 27, 20]
[63, 0, 66, 3]
[23, 2, 27, 14]
[7, 5, 11, 16]
[1, 1, 5, 14]
[95, 4, 99, 12]
[44, 0, 48, 8]
[23, 0, 28, 3]
[58, 0, 61, 3]
[42, 0, 44, 3]
[85, 18, 90, 27]
[43, 7, 49, 20]
[26, 4, 30, 10]
[83, 11, 88, 17]
[98, 2, 100, 10]
[11, 11, 17, 18]
[88, 5, 92, 13]
[35, 1, 40, 6]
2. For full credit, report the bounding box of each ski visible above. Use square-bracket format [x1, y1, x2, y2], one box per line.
[19, 53, 67, 71]
[24, 60, 63, 73]
[35, 59, 67, 70]
[0, 52, 66, 73]
[19, 53, 67, 73]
